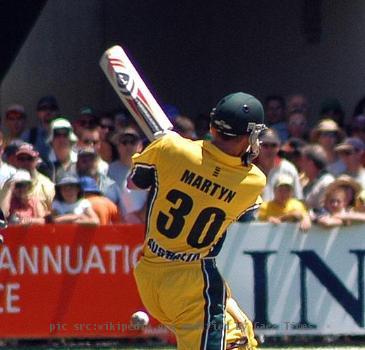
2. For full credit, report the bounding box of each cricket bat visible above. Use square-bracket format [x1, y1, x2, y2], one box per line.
[99, 45, 173, 141]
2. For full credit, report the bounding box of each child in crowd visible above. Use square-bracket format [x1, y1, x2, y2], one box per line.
[258, 174, 311, 231]
[51, 174, 99, 225]
[0, 170, 46, 225]
[313, 177, 365, 227]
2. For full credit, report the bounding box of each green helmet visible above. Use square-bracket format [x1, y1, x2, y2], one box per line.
[210, 92, 265, 136]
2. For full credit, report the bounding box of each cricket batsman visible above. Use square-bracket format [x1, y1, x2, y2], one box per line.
[127, 92, 266, 350]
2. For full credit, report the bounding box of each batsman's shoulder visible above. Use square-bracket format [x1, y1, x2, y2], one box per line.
[250, 163, 267, 186]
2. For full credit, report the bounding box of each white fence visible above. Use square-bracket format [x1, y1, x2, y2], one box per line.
[217, 222, 365, 335]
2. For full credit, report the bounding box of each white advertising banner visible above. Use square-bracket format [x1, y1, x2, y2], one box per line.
[216, 222, 365, 335]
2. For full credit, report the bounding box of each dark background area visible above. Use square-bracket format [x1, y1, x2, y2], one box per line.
[1, 0, 364, 124]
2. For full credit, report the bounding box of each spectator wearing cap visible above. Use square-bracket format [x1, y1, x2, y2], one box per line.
[0, 170, 46, 225]
[335, 137, 365, 187]
[310, 119, 346, 176]
[79, 176, 121, 224]
[98, 113, 118, 163]
[43, 117, 78, 182]
[300, 144, 335, 213]
[2, 139, 25, 169]
[21, 95, 59, 161]
[76, 126, 109, 175]
[350, 115, 365, 150]
[264, 95, 289, 142]
[72, 147, 124, 214]
[109, 128, 147, 223]
[51, 174, 99, 225]
[72, 106, 99, 139]
[257, 174, 311, 231]
[9, 143, 55, 213]
[0, 131, 17, 189]
[3, 104, 27, 146]
[255, 128, 303, 201]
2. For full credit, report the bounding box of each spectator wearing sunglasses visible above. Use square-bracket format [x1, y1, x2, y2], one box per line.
[76, 126, 109, 176]
[310, 119, 346, 176]
[98, 113, 118, 163]
[42, 118, 78, 182]
[109, 127, 147, 223]
[255, 128, 303, 201]
[21, 95, 59, 161]
[0, 170, 46, 225]
[72, 106, 99, 139]
[335, 137, 365, 188]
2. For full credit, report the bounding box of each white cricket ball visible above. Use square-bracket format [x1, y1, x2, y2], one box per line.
[131, 311, 150, 327]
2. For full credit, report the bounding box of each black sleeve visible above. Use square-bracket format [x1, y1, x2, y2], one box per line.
[130, 164, 155, 189]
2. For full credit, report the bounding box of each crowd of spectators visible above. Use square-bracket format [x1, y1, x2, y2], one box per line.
[2, 92, 365, 230]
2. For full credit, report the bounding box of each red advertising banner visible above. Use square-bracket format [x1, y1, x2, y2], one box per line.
[0, 224, 172, 341]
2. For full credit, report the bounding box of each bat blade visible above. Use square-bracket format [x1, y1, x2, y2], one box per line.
[100, 45, 173, 141]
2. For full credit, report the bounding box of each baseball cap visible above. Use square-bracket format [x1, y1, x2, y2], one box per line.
[3, 140, 26, 160]
[37, 95, 59, 111]
[310, 119, 344, 142]
[80, 106, 95, 116]
[47, 117, 78, 143]
[274, 174, 294, 188]
[16, 143, 39, 158]
[79, 176, 101, 194]
[210, 92, 264, 136]
[335, 137, 365, 153]
[56, 174, 80, 186]
[6, 104, 25, 116]
[12, 170, 32, 183]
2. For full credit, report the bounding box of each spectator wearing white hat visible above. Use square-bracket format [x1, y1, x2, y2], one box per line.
[3, 104, 27, 146]
[43, 117, 78, 182]
[0, 170, 46, 225]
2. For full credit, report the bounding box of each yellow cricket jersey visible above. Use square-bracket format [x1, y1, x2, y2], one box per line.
[130, 132, 266, 263]
[258, 198, 308, 221]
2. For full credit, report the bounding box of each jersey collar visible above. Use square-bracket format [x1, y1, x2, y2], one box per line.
[202, 140, 247, 167]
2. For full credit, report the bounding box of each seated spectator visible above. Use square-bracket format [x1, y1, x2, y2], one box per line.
[4, 143, 55, 213]
[21, 95, 59, 161]
[313, 177, 361, 227]
[0, 131, 17, 189]
[287, 110, 309, 141]
[279, 137, 307, 172]
[255, 128, 303, 201]
[349, 115, 365, 144]
[98, 113, 118, 163]
[258, 175, 311, 231]
[3, 104, 27, 146]
[310, 119, 346, 176]
[286, 93, 309, 115]
[51, 174, 99, 225]
[335, 137, 365, 188]
[264, 95, 289, 142]
[2, 139, 25, 169]
[40, 117, 78, 182]
[76, 126, 108, 175]
[72, 148, 123, 212]
[79, 176, 121, 224]
[300, 144, 335, 213]
[72, 106, 99, 139]
[0, 170, 46, 225]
